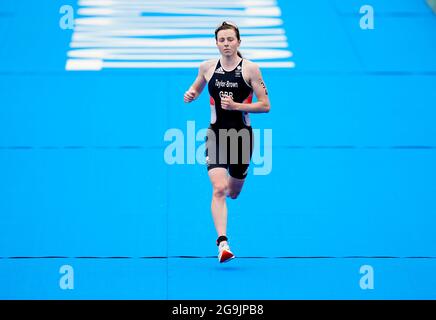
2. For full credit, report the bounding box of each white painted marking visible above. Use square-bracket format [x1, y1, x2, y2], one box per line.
[65, 0, 294, 70]
[67, 49, 292, 60]
[66, 59, 103, 70]
[74, 17, 284, 28]
[78, 7, 280, 17]
[73, 28, 285, 37]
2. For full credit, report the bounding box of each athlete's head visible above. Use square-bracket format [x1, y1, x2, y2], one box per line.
[215, 21, 242, 58]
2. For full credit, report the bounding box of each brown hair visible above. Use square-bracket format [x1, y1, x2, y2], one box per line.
[214, 21, 242, 58]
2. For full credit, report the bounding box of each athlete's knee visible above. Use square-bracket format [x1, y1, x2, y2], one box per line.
[212, 182, 228, 198]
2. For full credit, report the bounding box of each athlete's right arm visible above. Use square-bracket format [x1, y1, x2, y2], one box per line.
[183, 61, 210, 103]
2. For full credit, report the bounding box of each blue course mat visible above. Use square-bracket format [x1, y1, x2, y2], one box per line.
[0, 0, 435, 299]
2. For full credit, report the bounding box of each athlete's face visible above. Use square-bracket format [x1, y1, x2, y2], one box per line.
[216, 29, 240, 57]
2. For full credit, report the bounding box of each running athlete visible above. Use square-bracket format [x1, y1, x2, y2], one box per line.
[184, 21, 270, 263]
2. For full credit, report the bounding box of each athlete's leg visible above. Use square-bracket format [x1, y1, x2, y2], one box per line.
[208, 167, 229, 244]
[227, 126, 252, 199]
[227, 176, 246, 199]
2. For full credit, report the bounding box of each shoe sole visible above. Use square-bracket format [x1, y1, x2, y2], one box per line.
[219, 250, 235, 263]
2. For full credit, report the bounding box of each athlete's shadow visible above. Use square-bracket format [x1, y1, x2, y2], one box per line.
[213, 265, 246, 271]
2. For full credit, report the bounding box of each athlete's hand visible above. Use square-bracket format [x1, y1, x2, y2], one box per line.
[184, 89, 197, 103]
[221, 95, 237, 110]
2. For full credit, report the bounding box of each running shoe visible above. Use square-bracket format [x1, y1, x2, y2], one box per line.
[218, 242, 235, 263]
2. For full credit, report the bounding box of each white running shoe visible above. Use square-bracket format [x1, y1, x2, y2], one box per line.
[218, 242, 235, 263]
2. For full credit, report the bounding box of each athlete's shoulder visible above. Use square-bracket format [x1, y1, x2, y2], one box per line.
[242, 59, 259, 70]
[199, 59, 218, 73]
[242, 59, 261, 75]
[242, 59, 261, 80]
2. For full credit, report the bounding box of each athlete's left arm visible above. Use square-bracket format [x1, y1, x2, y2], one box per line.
[221, 63, 271, 113]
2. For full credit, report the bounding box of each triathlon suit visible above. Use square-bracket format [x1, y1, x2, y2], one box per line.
[206, 58, 254, 179]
